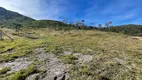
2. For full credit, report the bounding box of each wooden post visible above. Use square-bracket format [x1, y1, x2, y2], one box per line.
[0, 30, 14, 41]
[0, 30, 2, 40]
[3, 32, 14, 42]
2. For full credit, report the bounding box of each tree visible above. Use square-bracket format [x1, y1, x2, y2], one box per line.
[105, 21, 112, 28]
[13, 23, 22, 34]
[90, 22, 95, 27]
[62, 18, 68, 24]
[98, 24, 102, 29]
[75, 20, 86, 30]
[81, 20, 85, 26]
[69, 20, 74, 26]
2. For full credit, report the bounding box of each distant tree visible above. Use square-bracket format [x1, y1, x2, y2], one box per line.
[13, 23, 22, 34]
[98, 24, 102, 29]
[81, 20, 86, 29]
[82, 20, 85, 26]
[62, 18, 68, 24]
[105, 21, 112, 28]
[75, 20, 80, 29]
[69, 20, 74, 26]
[75, 20, 79, 26]
[75, 20, 86, 30]
[90, 22, 95, 27]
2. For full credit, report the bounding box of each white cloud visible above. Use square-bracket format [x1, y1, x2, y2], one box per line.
[0, 0, 65, 20]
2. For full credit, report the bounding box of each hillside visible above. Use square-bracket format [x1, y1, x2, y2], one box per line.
[0, 7, 35, 28]
[0, 29, 142, 80]
[0, 7, 76, 30]
[24, 20, 75, 30]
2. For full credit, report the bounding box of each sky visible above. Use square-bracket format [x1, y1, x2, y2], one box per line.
[0, 0, 142, 26]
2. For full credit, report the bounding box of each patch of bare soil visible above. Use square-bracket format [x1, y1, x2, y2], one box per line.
[0, 48, 49, 74]
[0, 57, 32, 74]
[131, 37, 142, 40]
[26, 48, 67, 80]
[0, 47, 68, 80]
[0, 48, 93, 80]
[63, 51, 93, 64]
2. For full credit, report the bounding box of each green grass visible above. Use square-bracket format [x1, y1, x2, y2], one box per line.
[58, 54, 78, 64]
[8, 64, 39, 80]
[0, 67, 10, 74]
[0, 38, 46, 62]
[42, 30, 142, 80]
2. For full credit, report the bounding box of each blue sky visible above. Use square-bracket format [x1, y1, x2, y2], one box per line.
[0, 0, 142, 26]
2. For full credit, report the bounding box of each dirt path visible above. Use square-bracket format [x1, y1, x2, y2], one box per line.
[26, 49, 93, 80]
[0, 48, 67, 80]
[0, 47, 93, 80]
[26, 48, 67, 80]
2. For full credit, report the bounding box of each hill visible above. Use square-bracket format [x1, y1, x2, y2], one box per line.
[24, 20, 76, 30]
[0, 7, 76, 30]
[1, 7, 142, 35]
[0, 7, 35, 28]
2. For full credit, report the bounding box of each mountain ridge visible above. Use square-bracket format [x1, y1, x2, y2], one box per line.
[0, 7, 73, 29]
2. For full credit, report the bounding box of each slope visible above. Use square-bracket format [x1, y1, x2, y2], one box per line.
[0, 7, 35, 28]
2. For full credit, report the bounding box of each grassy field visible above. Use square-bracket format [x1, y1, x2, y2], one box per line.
[0, 28, 142, 80]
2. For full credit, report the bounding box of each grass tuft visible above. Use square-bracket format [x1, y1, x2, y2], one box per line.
[0, 67, 10, 74]
[8, 64, 39, 80]
[58, 54, 78, 64]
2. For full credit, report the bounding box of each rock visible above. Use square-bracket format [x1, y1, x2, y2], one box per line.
[78, 55, 93, 63]
[63, 51, 72, 55]
[0, 57, 32, 73]
[54, 72, 66, 80]
[72, 53, 93, 63]
[26, 73, 40, 80]
[63, 52, 93, 63]
[33, 49, 67, 80]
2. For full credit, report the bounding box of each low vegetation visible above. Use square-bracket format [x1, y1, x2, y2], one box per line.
[0, 38, 45, 62]
[58, 54, 78, 64]
[8, 64, 39, 80]
[101, 24, 142, 36]
[0, 28, 142, 80]
[0, 67, 10, 74]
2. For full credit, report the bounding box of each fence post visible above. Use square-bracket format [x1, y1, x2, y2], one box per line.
[0, 30, 2, 40]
